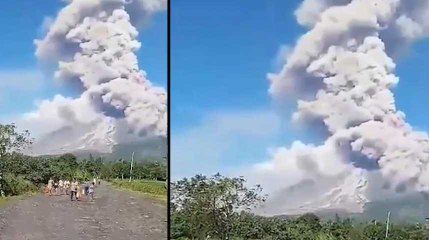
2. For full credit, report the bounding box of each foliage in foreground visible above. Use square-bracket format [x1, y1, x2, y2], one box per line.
[171, 174, 266, 239]
[171, 174, 429, 240]
[0, 124, 32, 197]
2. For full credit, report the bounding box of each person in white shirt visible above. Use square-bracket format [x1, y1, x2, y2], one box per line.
[59, 180, 64, 195]
[64, 180, 70, 195]
[70, 180, 78, 201]
[53, 181, 59, 195]
[47, 178, 54, 196]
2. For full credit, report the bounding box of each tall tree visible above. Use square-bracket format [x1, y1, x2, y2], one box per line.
[171, 173, 266, 239]
[0, 124, 32, 197]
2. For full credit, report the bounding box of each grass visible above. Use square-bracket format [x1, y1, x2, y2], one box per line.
[110, 179, 167, 203]
[0, 197, 8, 208]
[0, 191, 37, 208]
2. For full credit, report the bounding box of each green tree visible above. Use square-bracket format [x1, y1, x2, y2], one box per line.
[230, 211, 276, 239]
[362, 222, 386, 240]
[296, 213, 322, 231]
[58, 153, 78, 169]
[112, 160, 129, 179]
[0, 124, 32, 197]
[100, 162, 114, 179]
[171, 173, 266, 239]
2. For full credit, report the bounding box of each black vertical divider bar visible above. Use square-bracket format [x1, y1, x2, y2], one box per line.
[166, 0, 171, 238]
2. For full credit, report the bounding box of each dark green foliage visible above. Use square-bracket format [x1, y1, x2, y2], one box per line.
[2, 174, 38, 196]
[103, 160, 166, 181]
[171, 174, 429, 240]
[0, 123, 33, 196]
[171, 211, 193, 239]
[0, 152, 166, 197]
[171, 174, 266, 239]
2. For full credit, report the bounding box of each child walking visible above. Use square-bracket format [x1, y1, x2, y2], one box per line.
[89, 182, 95, 201]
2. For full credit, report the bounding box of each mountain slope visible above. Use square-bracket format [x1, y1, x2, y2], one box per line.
[258, 171, 369, 216]
[275, 192, 429, 223]
[72, 137, 167, 162]
[27, 117, 166, 162]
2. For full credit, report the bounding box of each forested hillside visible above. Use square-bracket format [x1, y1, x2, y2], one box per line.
[0, 123, 166, 197]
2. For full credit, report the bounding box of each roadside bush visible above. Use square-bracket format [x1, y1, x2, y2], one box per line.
[3, 174, 37, 196]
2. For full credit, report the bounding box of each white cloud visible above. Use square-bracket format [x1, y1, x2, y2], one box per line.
[260, 0, 429, 215]
[171, 110, 282, 179]
[273, 44, 292, 70]
[10, 0, 168, 155]
[38, 16, 54, 36]
[238, 139, 370, 215]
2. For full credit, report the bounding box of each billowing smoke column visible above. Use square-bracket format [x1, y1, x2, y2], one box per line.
[256, 0, 429, 214]
[27, 0, 166, 154]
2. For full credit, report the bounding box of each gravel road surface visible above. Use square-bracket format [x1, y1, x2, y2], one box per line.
[0, 182, 167, 240]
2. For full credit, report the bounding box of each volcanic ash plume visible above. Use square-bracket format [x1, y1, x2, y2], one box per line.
[26, 0, 166, 154]
[257, 0, 429, 214]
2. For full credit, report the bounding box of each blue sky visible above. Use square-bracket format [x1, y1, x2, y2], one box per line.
[0, 1, 166, 116]
[171, 0, 429, 178]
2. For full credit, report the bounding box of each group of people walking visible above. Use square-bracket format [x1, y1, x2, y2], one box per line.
[46, 177, 100, 201]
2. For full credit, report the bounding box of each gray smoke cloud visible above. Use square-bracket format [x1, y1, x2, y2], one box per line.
[23, 0, 166, 155]
[249, 0, 429, 215]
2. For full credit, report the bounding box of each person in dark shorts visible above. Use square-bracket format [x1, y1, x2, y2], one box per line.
[89, 182, 95, 201]
[84, 180, 90, 196]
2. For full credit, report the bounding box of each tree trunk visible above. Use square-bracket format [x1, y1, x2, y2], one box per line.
[0, 156, 4, 197]
[129, 152, 135, 182]
[0, 175, 4, 197]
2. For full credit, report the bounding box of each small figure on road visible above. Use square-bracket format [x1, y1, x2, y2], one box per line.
[89, 182, 95, 201]
[76, 184, 82, 201]
[47, 178, 54, 196]
[70, 180, 78, 201]
[53, 181, 59, 195]
[64, 180, 70, 195]
[59, 179, 64, 195]
[84, 180, 90, 196]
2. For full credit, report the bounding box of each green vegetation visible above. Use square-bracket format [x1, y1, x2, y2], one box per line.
[0, 123, 32, 197]
[102, 159, 167, 181]
[111, 179, 167, 202]
[0, 192, 37, 208]
[0, 123, 166, 200]
[3, 173, 38, 196]
[171, 174, 429, 240]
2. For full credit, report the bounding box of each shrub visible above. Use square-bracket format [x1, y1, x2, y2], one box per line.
[2, 174, 37, 196]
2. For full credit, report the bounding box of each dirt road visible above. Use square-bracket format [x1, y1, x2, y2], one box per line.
[0, 182, 167, 240]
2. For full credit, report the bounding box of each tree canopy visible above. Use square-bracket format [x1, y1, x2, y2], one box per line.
[171, 173, 266, 239]
[171, 174, 429, 240]
[0, 124, 33, 196]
